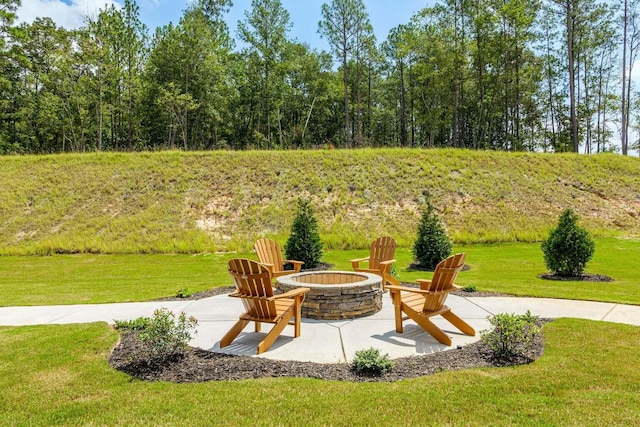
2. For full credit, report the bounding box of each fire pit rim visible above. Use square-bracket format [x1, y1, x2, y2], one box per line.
[277, 270, 380, 288]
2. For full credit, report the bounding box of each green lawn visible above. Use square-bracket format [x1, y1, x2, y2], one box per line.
[1, 238, 639, 425]
[1, 237, 638, 307]
[1, 319, 639, 426]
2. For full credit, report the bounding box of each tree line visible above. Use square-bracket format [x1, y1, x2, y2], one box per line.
[1, 0, 639, 155]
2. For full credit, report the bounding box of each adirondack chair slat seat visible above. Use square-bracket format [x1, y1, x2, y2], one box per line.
[386, 253, 475, 346]
[350, 236, 397, 289]
[254, 238, 304, 280]
[220, 258, 310, 354]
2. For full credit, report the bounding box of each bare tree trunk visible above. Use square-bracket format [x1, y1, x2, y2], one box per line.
[566, 2, 579, 152]
[622, 0, 629, 155]
[302, 96, 316, 141]
[343, 43, 351, 147]
[399, 60, 407, 147]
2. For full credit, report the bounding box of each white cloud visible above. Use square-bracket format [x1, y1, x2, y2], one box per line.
[16, 0, 122, 29]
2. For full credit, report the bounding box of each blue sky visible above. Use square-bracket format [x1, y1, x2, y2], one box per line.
[18, 0, 428, 51]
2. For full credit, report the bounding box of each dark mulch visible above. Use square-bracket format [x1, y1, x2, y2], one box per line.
[538, 273, 613, 282]
[155, 263, 335, 302]
[157, 282, 512, 302]
[451, 289, 515, 297]
[300, 262, 335, 272]
[109, 321, 549, 383]
[154, 286, 236, 301]
[408, 262, 472, 272]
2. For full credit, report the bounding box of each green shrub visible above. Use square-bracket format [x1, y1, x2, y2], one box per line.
[351, 347, 394, 376]
[285, 198, 323, 269]
[462, 285, 477, 293]
[541, 209, 595, 276]
[412, 197, 452, 270]
[480, 311, 540, 362]
[126, 308, 198, 366]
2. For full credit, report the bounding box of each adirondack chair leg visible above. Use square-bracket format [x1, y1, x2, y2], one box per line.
[257, 310, 295, 354]
[402, 304, 452, 346]
[293, 295, 304, 337]
[255, 321, 261, 332]
[220, 319, 250, 348]
[442, 310, 476, 336]
[391, 293, 404, 333]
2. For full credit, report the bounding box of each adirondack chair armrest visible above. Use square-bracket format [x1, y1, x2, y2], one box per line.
[416, 279, 460, 294]
[350, 257, 370, 269]
[385, 285, 432, 295]
[416, 279, 432, 288]
[228, 291, 244, 298]
[258, 262, 276, 274]
[379, 259, 397, 274]
[269, 287, 311, 300]
[283, 260, 304, 272]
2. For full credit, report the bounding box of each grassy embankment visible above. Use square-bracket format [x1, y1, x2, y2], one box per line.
[1, 149, 638, 255]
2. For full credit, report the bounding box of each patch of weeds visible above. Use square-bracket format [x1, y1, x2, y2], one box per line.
[462, 285, 477, 293]
[114, 317, 151, 331]
[352, 348, 394, 377]
[480, 311, 540, 363]
[176, 288, 192, 298]
[389, 263, 399, 279]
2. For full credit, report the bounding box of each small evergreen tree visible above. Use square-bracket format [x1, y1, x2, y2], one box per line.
[412, 197, 452, 270]
[541, 209, 595, 277]
[285, 198, 323, 268]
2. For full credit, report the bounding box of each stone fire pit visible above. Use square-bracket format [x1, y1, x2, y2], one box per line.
[276, 271, 383, 320]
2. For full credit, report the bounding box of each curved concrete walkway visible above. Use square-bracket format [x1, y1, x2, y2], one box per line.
[1, 294, 639, 363]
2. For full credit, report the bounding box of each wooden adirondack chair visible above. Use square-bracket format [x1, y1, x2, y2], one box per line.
[254, 238, 304, 280]
[350, 236, 397, 289]
[220, 258, 310, 354]
[385, 253, 475, 346]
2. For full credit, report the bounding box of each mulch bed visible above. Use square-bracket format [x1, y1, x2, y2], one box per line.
[538, 273, 613, 282]
[109, 328, 546, 383]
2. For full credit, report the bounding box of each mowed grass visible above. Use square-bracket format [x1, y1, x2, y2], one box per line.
[1, 237, 638, 306]
[0, 319, 639, 426]
[0, 252, 238, 306]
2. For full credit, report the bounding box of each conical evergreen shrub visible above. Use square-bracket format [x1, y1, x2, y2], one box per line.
[412, 198, 452, 270]
[285, 199, 323, 269]
[541, 209, 595, 277]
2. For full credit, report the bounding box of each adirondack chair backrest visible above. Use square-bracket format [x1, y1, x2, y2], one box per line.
[228, 258, 276, 318]
[368, 236, 397, 271]
[254, 238, 284, 271]
[421, 253, 466, 311]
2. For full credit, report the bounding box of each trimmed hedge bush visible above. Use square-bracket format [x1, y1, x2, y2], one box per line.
[412, 197, 452, 270]
[285, 198, 323, 269]
[541, 209, 595, 277]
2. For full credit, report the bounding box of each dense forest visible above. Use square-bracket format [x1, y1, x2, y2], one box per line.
[1, 0, 640, 155]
